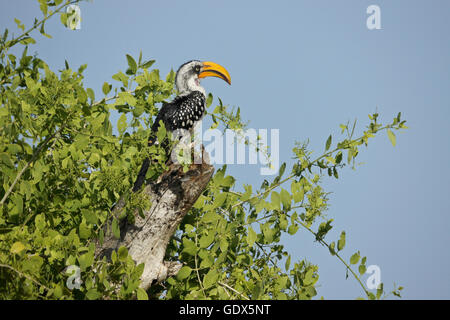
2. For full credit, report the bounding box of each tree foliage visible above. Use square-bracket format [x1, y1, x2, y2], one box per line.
[0, 0, 406, 300]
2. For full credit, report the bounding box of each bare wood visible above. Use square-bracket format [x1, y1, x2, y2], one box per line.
[96, 149, 214, 290]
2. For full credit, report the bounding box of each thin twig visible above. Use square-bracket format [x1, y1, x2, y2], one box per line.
[220, 283, 232, 298]
[194, 220, 207, 298]
[296, 220, 370, 298]
[0, 263, 51, 292]
[231, 125, 393, 210]
[91, 89, 134, 107]
[1, 0, 80, 51]
[218, 281, 250, 300]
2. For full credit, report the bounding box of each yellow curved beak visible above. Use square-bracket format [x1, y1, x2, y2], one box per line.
[199, 61, 231, 85]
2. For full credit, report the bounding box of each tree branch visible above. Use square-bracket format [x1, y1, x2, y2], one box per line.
[96, 148, 214, 290]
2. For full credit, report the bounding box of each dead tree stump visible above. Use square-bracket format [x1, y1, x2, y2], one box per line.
[96, 150, 214, 290]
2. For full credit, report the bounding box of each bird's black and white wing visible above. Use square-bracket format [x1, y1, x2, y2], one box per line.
[153, 91, 206, 133]
[133, 91, 206, 192]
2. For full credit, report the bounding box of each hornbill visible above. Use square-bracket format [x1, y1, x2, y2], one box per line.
[132, 60, 231, 192]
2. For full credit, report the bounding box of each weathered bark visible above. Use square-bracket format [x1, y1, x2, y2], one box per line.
[96, 150, 214, 290]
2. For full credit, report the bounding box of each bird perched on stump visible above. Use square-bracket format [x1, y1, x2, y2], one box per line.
[132, 60, 231, 192]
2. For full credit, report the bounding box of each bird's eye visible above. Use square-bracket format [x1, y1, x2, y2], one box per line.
[194, 66, 201, 73]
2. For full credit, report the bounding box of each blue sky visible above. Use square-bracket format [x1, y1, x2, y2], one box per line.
[1, 0, 449, 299]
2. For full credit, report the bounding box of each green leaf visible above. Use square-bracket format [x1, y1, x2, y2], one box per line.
[303, 269, 315, 286]
[156, 121, 166, 144]
[14, 18, 25, 31]
[22, 256, 43, 274]
[199, 251, 214, 269]
[291, 181, 304, 203]
[350, 252, 360, 265]
[117, 113, 127, 135]
[221, 176, 235, 188]
[262, 223, 275, 242]
[116, 91, 136, 106]
[102, 82, 112, 95]
[337, 231, 346, 251]
[182, 238, 197, 256]
[35, 214, 46, 230]
[247, 226, 257, 247]
[126, 54, 137, 74]
[252, 280, 263, 299]
[138, 50, 143, 66]
[0, 153, 14, 167]
[10, 242, 26, 254]
[333, 167, 339, 179]
[335, 151, 343, 164]
[78, 251, 94, 271]
[53, 284, 63, 299]
[133, 105, 144, 117]
[79, 220, 91, 239]
[358, 264, 367, 275]
[112, 71, 129, 87]
[136, 288, 149, 300]
[39, 1, 48, 16]
[219, 238, 228, 252]
[326, 156, 335, 165]
[328, 242, 336, 255]
[288, 224, 299, 235]
[141, 59, 155, 69]
[241, 185, 252, 202]
[199, 232, 215, 248]
[111, 250, 117, 264]
[112, 218, 120, 239]
[165, 69, 175, 83]
[213, 192, 227, 208]
[176, 266, 192, 280]
[271, 191, 281, 211]
[387, 129, 396, 147]
[316, 219, 333, 241]
[376, 282, 384, 299]
[203, 269, 219, 289]
[86, 88, 95, 102]
[202, 211, 220, 223]
[280, 188, 291, 210]
[118, 246, 128, 261]
[285, 255, 291, 271]
[206, 93, 213, 107]
[60, 12, 68, 26]
[278, 162, 286, 178]
[86, 289, 101, 300]
[279, 214, 288, 230]
[81, 209, 97, 225]
[19, 37, 36, 45]
[325, 135, 332, 151]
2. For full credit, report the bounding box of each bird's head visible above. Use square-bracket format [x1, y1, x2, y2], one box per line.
[175, 60, 231, 95]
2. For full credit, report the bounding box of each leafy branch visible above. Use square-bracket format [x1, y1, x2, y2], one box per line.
[296, 220, 370, 298]
[232, 121, 404, 211]
[0, 123, 67, 207]
[0, 263, 51, 293]
[1, 0, 81, 52]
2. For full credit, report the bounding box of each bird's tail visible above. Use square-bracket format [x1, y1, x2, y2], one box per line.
[132, 136, 157, 192]
[132, 157, 150, 192]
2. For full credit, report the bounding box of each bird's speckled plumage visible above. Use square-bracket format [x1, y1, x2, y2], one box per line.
[151, 91, 206, 133]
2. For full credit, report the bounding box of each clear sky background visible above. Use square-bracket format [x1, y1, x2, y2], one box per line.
[1, 0, 449, 299]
